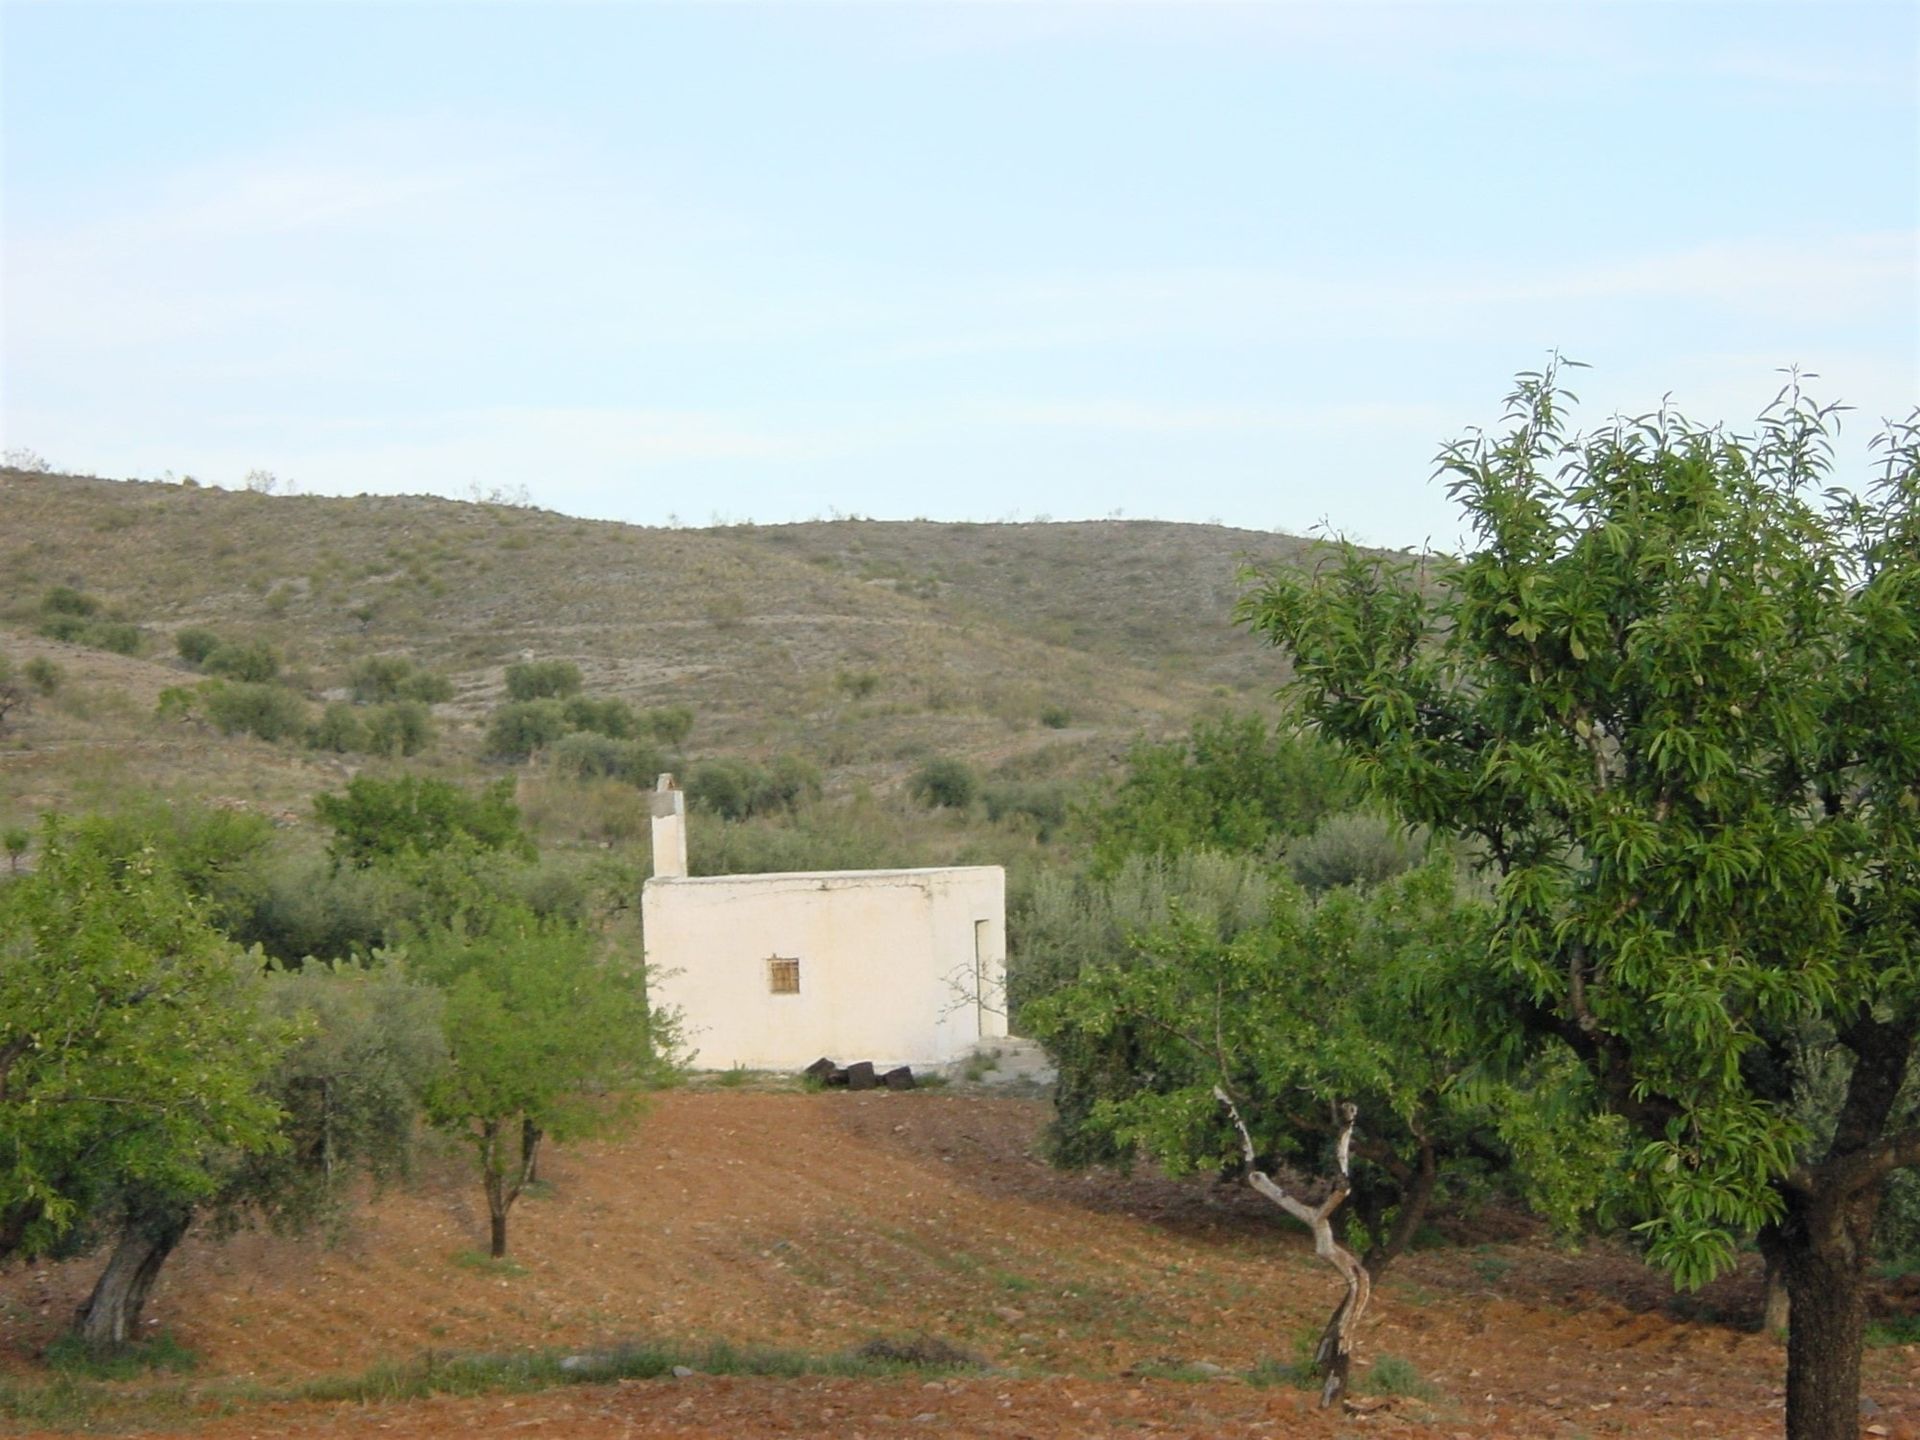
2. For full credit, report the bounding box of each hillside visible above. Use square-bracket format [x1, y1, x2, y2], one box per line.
[0, 467, 1310, 842]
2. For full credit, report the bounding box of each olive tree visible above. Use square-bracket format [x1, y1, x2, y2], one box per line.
[1240, 367, 1919, 1440]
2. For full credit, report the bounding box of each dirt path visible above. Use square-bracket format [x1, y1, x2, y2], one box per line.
[4, 1090, 1916, 1437]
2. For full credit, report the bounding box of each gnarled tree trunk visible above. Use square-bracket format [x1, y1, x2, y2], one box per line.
[1778, 1181, 1881, 1440]
[72, 1202, 192, 1351]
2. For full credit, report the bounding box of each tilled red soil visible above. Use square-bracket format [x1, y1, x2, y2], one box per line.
[3, 1090, 1916, 1438]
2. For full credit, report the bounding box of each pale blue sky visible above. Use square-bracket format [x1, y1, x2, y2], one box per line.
[3, 1, 1914, 550]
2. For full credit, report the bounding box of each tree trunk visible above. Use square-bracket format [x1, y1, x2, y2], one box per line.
[72, 1204, 192, 1351]
[1757, 1223, 1790, 1334]
[520, 1117, 543, 1187]
[1778, 1185, 1879, 1440]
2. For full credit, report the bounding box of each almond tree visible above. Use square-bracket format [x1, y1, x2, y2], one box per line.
[1241, 367, 1919, 1440]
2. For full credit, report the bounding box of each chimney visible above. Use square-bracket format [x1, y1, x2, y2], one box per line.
[650, 773, 687, 879]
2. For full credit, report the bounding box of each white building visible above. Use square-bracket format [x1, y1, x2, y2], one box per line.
[640, 777, 1008, 1072]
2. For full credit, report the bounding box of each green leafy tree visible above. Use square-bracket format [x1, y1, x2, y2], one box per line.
[1086, 713, 1358, 876]
[405, 890, 675, 1257]
[200, 679, 309, 742]
[202, 640, 281, 683]
[174, 627, 222, 665]
[1024, 860, 1554, 1404]
[315, 776, 535, 869]
[0, 818, 287, 1265]
[68, 960, 445, 1350]
[485, 699, 570, 760]
[1240, 367, 1920, 1439]
[907, 757, 977, 811]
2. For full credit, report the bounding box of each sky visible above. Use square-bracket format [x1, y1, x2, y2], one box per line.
[2, 1, 1914, 551]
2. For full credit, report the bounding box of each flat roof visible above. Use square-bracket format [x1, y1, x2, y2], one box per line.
[644, 864, 1002, 887]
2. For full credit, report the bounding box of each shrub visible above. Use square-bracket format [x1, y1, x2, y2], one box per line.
[1039, 704, 1072, 729]
[485, 699, 570, 760]
[86, 621, 144, 656]
[41, 585, 98, 618]
[175, 627, 221, 665]
[642, 705, 695, 746]
[364, 700, 434, 757]
[398, 670, 454, 704]
[983, 780, 1071, 840]
[203, 640, 281, 683]
[23, 657, 61, 695]
[545, 732, 665, 785]
[0, 657, 22, 733]
[348, 655, 413, 702]
[504, 659, 582, 701]
[309, 701, 370, 753]
[201, 680, 309, 742]
[315, 775, 534, 868]
[909, 758, 977, 810]
[36, 612, 91, 643]
[563, 695, 639, 738]
[1286, 811, 1427, 893]
[687, 755, 820, 821]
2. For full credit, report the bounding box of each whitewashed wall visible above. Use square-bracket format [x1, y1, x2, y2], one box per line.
[642, 866, 1007, 1071]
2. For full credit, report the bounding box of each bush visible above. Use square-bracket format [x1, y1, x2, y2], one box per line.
[1039, 704, 1072, 729]
[0, 657, 23, 733]
[175, 627, 222, 665]
[545, 732, 665, 786]
[203, 640, 282, 683]
[315, 775, 535, 868]
[686, 754, 820, 821]
[363, 700, 434, 757]
[348, 655, 413, 702]
[909, 758, 977, 810]
[642, 705, 695, 746]
[201, 680, 309, 742]
[983, 780, 1071, 841]
[23, 657, 61, 695]
[1286, 811, 1427, 893]
[398, 670, 454, 704]
[86, 620, 144, 656]
[41, 585, 98, 618]
[563, 695, 639, 738]
[309, 701, 370, 753]
[504, 659, 582, 701]
[486, 699, 570, 760]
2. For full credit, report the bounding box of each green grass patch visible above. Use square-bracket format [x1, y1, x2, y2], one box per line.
[42, 1330, 201, 1379]
[451, 1250, 527, 1277]
[1360, 1353, 1436, 1399]
[1866, 1314, 1920, 1346]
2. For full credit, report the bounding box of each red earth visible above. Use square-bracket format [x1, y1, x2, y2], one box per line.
[3, 1089, 1916, 1437]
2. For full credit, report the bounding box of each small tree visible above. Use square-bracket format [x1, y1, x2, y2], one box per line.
[175, 628, 222, 665]
[406, 892, 675, 1257]
[908, 757, 977, 810]
[1241, 368, 1920, 1439]
[202, 641, 281, 683]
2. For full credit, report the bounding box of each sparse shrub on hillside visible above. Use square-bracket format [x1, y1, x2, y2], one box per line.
[562, 695, 638, 739]
[1039, 704, 1072, 729]
[1286, 811, 1427, 893]
[41, 586, 98, 619]
[200, 680, 309, 743]
[84, 621, 144, 656]
[0, 657, 24, 733]
[909, 757, 977, 810]
[363, 700, 434, 758]
[202, 640, 281, 684]
[309, 701, 370, 754]
[983, 780, 1071, 841]
[175, 628, 221, 665]
[642, 705, 694, 746]
[686, 754, 821, 821]
[486, 699, 570, 761]
[23, 657, 61, 696]
[154, 686, 197, 723]
[545, 732, 666, 786]
[348, 655, 412, 702]
[398, 670, 454, 704]
[836, 669, 881, 700]
[504, 659, 582, 702]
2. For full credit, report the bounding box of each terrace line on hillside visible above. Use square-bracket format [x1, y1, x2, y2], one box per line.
[640, 776, 1008, 1071]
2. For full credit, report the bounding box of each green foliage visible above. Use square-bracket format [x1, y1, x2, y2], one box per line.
[3, 827, 30, 872]
[640, 705, 695, 746]
[485, 699, 570, 760]
[1240, 368, 1920, 1305]
[1085, 712, 1358, 876]
[982, 780, 1072, 841]
[40, 610, 144, 655]
[908, 757, 977, 810]
[1024, 860, 1518, 1265]
[173, 628, 221, 665]
[199, 680, 309, 742]
[23, 657, 62, 695]
[404, 883, 677, 1255]
[362, 700, 434, 758]
[1286, 810, 1428, 893]
[504, 659, 582, 701]
[348, 656, 452, 705]
[562, 695, 639, 738]
[308, 701, 369, 754]
[0, 816, 289, 1260]
[0, 656, 23, 733]
[398, 670, 455, 704]
[687, 755, 821, 820]
[1039, 703, 1072, 729]
[202, 641, 280, 683]
[41, 585, 99, 618]
[316, 776, 536, 870]
[544, 732, 665, 786]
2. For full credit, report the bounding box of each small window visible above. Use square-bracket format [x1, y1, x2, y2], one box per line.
[768, 956, 800, 995]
